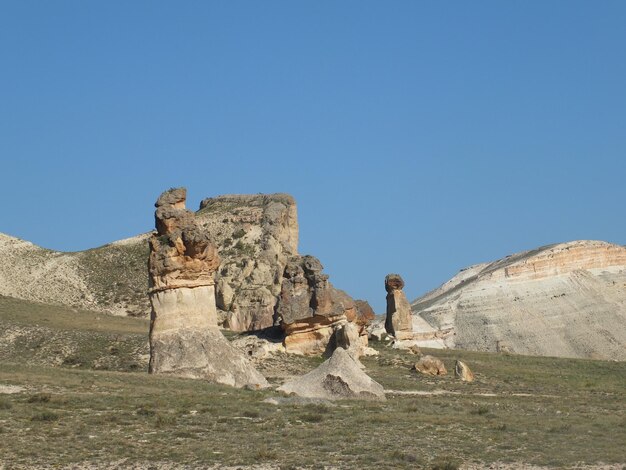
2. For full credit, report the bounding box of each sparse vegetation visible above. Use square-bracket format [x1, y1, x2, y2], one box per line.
[0, 299, 624, 468]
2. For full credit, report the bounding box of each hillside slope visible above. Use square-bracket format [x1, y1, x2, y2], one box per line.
[0, 233, 150, 316]
[411, 240, 626, 360]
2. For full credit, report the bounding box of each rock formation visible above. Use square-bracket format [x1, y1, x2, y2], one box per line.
[454, 360, 474, 382]
[277, 347, 385, 401]
[411, 240, 626, 360]
[275, 255, 358, 355]
[412, 355, 447, 376]
[0, 192, 361, 342]
[384, 274, 413, 337]
[196, 194, 299, 332]
[148, 188, 268, 388]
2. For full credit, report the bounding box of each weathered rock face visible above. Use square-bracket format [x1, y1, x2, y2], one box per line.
[277, 347, 385, 401]
[454, 360, 474, 382]
[148, 188, 268, 388]
[412, 240, 626, 361]
[412, 355, 447, 376]
[196, 194, 299, 332]
[335, 322, 367, 358]
[276, 255, 357, 355]
[384, 274, 413, 337]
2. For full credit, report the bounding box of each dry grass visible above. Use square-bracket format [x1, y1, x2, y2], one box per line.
[0, 299, 624, 468]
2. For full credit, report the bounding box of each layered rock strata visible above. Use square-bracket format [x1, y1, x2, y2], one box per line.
[148, 188, 268, 388]
[276, 255, 358, 355]
[412, 240, 626, 360]
[384, 274, 413, 338]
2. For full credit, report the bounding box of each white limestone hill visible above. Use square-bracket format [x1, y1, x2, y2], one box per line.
[411, 240, 626, 360]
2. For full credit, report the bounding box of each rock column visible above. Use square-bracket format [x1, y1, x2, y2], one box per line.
[148, 188, 268, 389]
[384, 273, 413, 337]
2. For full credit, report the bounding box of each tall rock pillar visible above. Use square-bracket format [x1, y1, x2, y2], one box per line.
[384, 273, 413, 337]
[148, 188, 268, 389]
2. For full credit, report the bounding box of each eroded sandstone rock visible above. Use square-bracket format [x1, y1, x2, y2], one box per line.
[384, 274, 413, 337]
[197, 194, 298, 332]
[412, 355, 447, 376]
[276, 255, 356, 355]
[148, 188, 268, 388]
[454, 360, 474, 382]
[277, 347, 385, 401]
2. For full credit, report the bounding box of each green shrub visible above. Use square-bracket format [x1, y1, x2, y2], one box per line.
[32, 411, 59, 422]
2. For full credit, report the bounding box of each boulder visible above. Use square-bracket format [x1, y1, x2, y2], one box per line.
[454, 360, 474, 382]
[230, 334, 286, 361]
[335, 321, 370, 359]
[148, 188, 269, 389]
[276, 255, 356, 355]
[353, 300, 376, 327]
[412, 355, 447, 376]
[277, 348, 385, 401]
[384, 274, 413, 336]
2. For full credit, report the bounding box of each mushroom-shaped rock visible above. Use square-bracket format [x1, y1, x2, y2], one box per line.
[148, 187, 269, 389]
[384, 273, 413, 336]
[412, 355, 447, 376]
[454, 360, 475, 382]
[277, 348, 386, 401]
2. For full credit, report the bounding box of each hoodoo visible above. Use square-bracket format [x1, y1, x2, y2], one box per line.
[384, 273, 413, 338]
[148, 188, 268, 388]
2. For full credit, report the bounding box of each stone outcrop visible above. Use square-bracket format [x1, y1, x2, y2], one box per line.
[0, 192, 360, 342]
[384, 274, 413, 337]
[275, 255, 357, 355]
[411, 240, 626, 360]
[454, 360, 474, 382]
[196, 194, 299, 332]
[277, 347, 385, 401]
[148, 188, 268, 388]
[412, 355, 447, 376]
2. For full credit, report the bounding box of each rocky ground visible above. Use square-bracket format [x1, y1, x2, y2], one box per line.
[0, 296, 624, 469]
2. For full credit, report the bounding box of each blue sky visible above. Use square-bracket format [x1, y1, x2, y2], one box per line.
[1, 1, 625, 312]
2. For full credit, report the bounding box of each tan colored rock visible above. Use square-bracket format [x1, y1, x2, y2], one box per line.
[197, 194, 299, 332]
[277, 347, 385, 401]
[384, 274, 413, 336]
[412, 355, 447, 376]
[412, 240, 626, 360]
[148, 188, 269, 389]
[335, 321, 370, 359]
[454, 360, 474, 382]
[276, 255, 356, 355]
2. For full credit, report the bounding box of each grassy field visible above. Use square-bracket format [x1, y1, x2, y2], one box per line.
[0, 296, 625, 469]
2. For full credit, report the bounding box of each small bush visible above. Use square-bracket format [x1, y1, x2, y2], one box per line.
[470, 405, 490, 416]
[254, 445, 278, 460]
[232, 228, 246, 239]
[242, 409, 260, 418]
[155, 413, 177, 428]
[32, 411, 59, 422]
[300, 413, 324, 423]
[390, 450, 419, 463]
[431, 458, 460, 470]
[62, 356, 82, 366]
[136, 405, 156, 417]
[27, 393, 51, 404]
[0, 397, 12, 410]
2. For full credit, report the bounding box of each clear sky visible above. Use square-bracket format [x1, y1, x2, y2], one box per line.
[1, 1, 625, 313]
